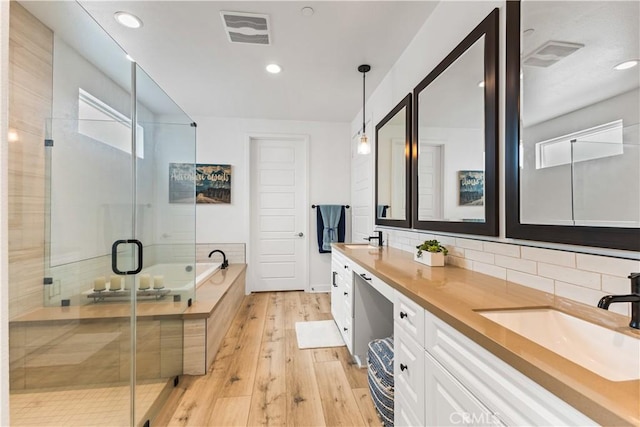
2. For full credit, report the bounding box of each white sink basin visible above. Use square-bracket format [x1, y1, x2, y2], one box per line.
[343, 244, 378, 249]
[479, 308, 640, 381]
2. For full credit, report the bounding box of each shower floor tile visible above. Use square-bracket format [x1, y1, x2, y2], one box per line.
[10, 380, 167, 426]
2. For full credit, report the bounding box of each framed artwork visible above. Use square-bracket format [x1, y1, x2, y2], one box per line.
[169, 163, 232, 204]
[458, 170, 484, 206]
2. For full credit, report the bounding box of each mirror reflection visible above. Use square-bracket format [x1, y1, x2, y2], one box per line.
[416, 37, 486, 222]
[377, 107, 407, 220]
[519, 1, 639, 228]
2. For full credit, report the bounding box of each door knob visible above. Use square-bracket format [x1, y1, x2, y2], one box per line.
[295, 232, 304, 237]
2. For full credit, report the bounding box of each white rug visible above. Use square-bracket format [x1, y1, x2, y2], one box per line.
[295, 320, 345, 349]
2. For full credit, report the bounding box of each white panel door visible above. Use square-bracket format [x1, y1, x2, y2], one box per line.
[250, 137, 307, 292]
[418, 143, 443, 220]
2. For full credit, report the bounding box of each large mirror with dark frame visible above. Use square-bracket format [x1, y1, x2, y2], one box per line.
[412, 8, 499, 235]
[375, 93, 412, 228]
[506, 1, 640, 251]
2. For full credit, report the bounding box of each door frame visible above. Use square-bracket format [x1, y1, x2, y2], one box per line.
[244, 133, 310, 294]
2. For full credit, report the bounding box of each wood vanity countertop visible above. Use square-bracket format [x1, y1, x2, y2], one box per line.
[10, 264, 247, 323]
[334, 244, 640, 427]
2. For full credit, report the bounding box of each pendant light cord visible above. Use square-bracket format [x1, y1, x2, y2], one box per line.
[362, 71, 366, 135]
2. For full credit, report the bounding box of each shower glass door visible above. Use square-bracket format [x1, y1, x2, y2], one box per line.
[133, 64, 196, 423]
[10, 2, 195, 426]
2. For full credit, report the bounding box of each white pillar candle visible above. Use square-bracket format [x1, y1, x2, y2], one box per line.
[94, 276, 106, 292]
[153, 275, 164, 289]
[110, 275, 122, 291]
[139, 274, 151, 290]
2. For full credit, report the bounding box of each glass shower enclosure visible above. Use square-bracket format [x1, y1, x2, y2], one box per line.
[10, 2, 196, 426]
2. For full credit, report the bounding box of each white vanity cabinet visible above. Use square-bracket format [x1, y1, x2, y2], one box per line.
[331, 250, 354, 353]
[332, 249, 599, 427]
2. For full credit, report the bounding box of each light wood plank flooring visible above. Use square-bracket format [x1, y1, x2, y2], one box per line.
[155, 291, 382, 426]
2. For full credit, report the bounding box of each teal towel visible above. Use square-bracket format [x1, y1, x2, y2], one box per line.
[319, 205, 343, 251]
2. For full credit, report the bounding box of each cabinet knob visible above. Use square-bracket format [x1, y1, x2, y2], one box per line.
[360, 273, 372, 281]
[344, 292, 348, 296]
[343, 327, 348, 332]
[400, 312, 408, 319]
[400, 363, 408, 372]
[344, 265, 349, 269]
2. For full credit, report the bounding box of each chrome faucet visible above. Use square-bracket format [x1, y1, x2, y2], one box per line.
[208, 249, 229, 269]
[597, 272, 640, 329]
[364, 230, 384, 247]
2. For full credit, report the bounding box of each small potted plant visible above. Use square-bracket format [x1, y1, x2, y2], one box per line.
[414, 239, 448, 267]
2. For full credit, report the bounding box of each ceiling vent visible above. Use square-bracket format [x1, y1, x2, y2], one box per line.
[220, 11, 271, 45]
[523, 40, 584, 67]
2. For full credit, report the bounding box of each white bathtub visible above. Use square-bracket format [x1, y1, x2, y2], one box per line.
[139, 262, 221, 292]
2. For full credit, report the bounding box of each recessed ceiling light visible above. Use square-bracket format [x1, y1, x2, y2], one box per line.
[114, 11, 143, 29]
[301, 7, 314, 16]
[477, 80, 485, 88]
[266, 63, 282, 74]
[614, 60, 638, 71]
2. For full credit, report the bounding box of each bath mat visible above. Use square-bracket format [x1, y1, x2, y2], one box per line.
[295, 320, 345, 349]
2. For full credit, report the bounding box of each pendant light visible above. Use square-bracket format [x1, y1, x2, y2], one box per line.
[357, 64, 371, 155]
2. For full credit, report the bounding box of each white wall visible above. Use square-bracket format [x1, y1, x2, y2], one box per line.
[350, 0, 639, 315]
[1, 1, 10, 423]
[193, 116, 350, 291]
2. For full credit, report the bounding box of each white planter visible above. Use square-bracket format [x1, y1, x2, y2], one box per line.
[414, 251, 445, 267]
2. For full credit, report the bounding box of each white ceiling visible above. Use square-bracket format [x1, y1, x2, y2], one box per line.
[55, 1, 438, 122]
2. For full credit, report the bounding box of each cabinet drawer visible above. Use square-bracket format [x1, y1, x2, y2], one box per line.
[425, 351, 503, 427]
[394, 324, 425, 425]
[394, 290, 425, 347]
[356, 270, 393, 302]
[424, 311, 597, 427]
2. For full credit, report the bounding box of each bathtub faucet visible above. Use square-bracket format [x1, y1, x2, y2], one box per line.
[208, 250, 229, 269]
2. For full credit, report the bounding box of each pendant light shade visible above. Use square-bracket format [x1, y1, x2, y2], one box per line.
[357, 64, 371, 155]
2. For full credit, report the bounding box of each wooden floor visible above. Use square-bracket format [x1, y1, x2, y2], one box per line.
[154, 291, 382, 427]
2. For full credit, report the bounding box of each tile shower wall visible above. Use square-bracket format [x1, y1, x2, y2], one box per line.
[8, 2, 53, 319]
[383, 229, 640, 317]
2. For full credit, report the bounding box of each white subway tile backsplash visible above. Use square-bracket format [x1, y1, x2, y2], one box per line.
[576, 254, 640, 278]
[446, 256, 473, 270]
[521, 246, 576, 267]
[436, 235, 457, 246]
[455, 238, 484, 251]
[483, 242, 520, 258]
[601, 274, 631, 295]
[553, 281, 629, 316]
[538, 263, 601, 289]
[472, 262, 506, 280]
[465, 249, 495, 264]
[495, 255, 537, 274]
[446, 246, 465, 258]
[506, 270, 554, 294]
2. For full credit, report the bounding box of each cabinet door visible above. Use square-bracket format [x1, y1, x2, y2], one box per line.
[394, 324, 425, 425]
[425, 351, 503, 427]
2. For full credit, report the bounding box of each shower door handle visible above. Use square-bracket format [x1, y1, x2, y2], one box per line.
[112, 239, 143, 275]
